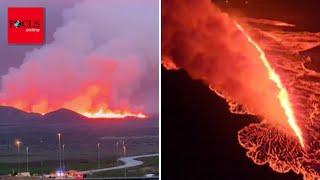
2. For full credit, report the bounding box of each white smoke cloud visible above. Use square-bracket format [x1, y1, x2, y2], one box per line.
[1, 0, 159, 115]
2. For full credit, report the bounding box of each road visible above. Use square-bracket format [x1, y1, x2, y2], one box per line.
[81, 154, 159, 174]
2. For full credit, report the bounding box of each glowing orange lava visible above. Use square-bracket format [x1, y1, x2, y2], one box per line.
[161, 56, 179, 70]
[235, 23, 304, 147]
[1, 101, 147, 119]
[81, 109, 147, 119]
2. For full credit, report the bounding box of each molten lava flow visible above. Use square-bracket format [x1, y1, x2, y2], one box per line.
[163, 0, 320, 177]
[235, 23, 304, 147]
[161, 56, 179, 70]
[81, 109, 147, 119]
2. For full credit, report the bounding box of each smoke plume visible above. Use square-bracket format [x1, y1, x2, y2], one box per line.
[0, 0, 159, 115]
[162, 0, 289, 127]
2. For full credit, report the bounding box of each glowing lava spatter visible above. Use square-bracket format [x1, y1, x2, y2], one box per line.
[81, 109, 147, 119]
[161, 56, 179, 70]
[235, 23, 304, 148]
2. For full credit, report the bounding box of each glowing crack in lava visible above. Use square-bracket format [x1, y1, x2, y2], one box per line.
[236, 19, 320, 178]
[235, 23, 304, 148]
[82, 109, 147, 119]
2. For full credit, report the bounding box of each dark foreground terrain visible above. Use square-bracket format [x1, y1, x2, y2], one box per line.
[0, 107, 158, 174]
[162, 68, 301, 180]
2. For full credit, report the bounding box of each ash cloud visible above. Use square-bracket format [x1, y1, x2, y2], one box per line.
[0, 0, 159, 115]
[162, 0, 289, 126]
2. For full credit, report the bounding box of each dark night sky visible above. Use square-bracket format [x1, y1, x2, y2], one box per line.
[162, 1, 319, 179]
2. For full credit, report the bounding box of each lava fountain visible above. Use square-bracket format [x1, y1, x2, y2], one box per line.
[235, 23, 304, 147]
[162, 0, 302, 138]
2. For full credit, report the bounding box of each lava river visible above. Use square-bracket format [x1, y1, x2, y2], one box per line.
[236, 19, 320, 179]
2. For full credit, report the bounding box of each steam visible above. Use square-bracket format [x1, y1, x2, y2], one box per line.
[162, 0, 289, 126]
[0, 0, 159, 115]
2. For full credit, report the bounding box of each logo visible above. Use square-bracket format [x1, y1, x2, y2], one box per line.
[13, 20, 21, 28]
[8, 7, 44, 44]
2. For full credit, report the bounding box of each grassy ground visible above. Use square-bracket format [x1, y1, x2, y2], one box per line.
[0, 157, 118, 175]
[0, 156, 159, 178]
[87, 156, 159, 178]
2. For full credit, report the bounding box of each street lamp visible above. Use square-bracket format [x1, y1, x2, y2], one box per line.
[116, 141, 119, 155]
[57, 133, 62, 170]
[97, 143, 101, 168]
[123, 143, 127, 178]
[26, 146, 29, 172]
[116, 141, 119, 166]
[15, 140, 21, 173]
[39, 139, 44, 176]
[62, 144, 65, 170]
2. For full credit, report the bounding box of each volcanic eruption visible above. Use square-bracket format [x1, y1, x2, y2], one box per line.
[163, 0, 320, 179]
[235, 23, 304, 147]
[0, 0, 158, 119]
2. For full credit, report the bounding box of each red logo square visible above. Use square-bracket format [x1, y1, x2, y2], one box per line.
[8, 7, 44, 44]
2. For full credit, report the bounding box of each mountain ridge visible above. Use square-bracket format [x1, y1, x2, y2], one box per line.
[0, 106, 157, 125]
